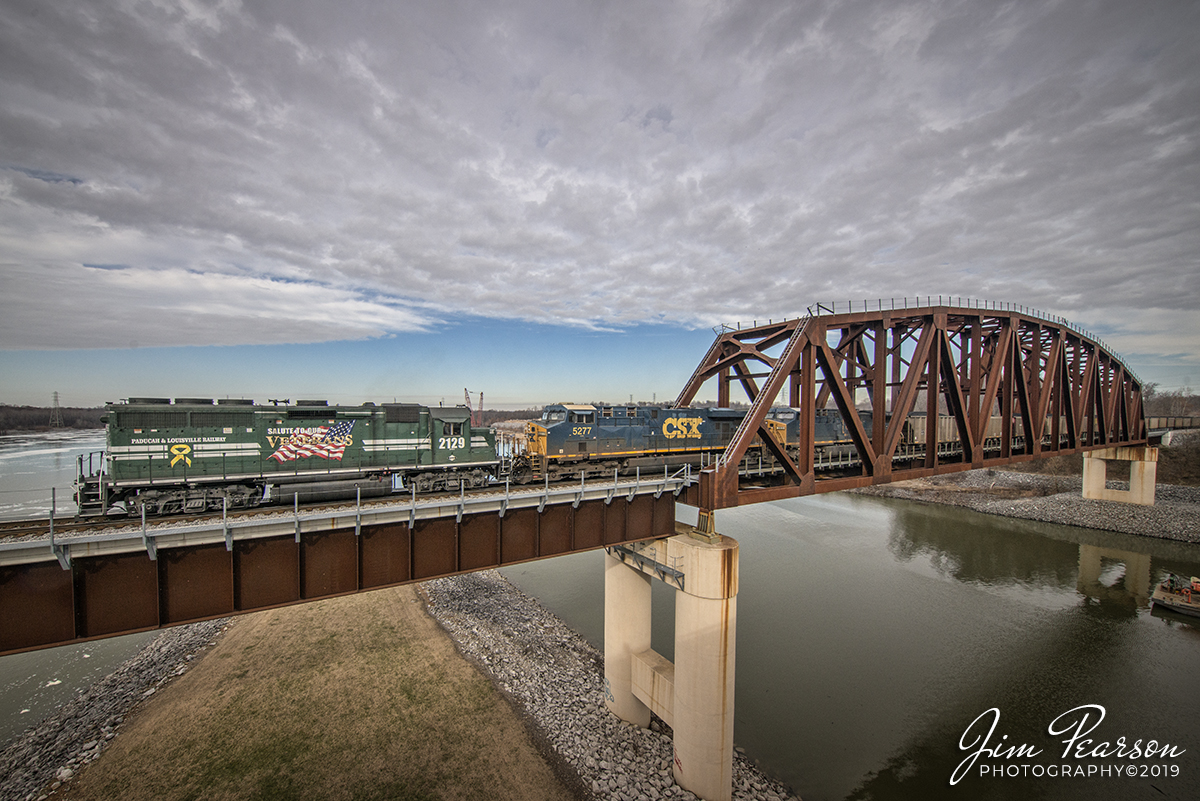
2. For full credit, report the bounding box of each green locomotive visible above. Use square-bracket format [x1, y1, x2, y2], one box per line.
[76, 397, 497, 516]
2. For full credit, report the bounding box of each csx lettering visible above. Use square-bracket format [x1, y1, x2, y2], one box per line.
[662, 418, 703, 438]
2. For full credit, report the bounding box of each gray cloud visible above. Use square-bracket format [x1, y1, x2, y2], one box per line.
[0, 0, 1196, 367]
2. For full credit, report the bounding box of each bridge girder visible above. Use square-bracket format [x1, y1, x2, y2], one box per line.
[675, 305, 1146, 511]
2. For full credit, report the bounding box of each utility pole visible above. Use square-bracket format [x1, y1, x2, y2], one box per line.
[49, 391, 65, 428]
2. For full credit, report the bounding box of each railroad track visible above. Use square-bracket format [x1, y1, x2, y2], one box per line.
[0, 484, 547, 540]
[0, 469, 695, 541]
[0, 500, 373, 540]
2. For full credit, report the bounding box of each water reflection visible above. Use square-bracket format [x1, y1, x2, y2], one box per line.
[886, 502, 1083, 594]
[1076, 544, 1150, 611]
[833, 497, 1200, 801]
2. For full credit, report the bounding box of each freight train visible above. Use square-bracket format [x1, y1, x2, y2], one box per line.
[76, 396, 1043, 517]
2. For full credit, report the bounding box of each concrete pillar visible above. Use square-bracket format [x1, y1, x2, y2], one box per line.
[671, 534, 738, 801]
[603, 529, 739, 801]
[604, 551, 652, 727]
[1082, 446, 1158, 506]
[1129, 459, 1157, 506]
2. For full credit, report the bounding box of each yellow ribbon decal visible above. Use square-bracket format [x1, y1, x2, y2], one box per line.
[170, 444, 192, 467]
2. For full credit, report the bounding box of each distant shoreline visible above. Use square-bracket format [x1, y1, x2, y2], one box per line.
[850, 468, 1200, 544]
[1, 405, 105, 435]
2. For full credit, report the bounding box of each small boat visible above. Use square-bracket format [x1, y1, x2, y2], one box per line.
[1151, 574, 1200, 618]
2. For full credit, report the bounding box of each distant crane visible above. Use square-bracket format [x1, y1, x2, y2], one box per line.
[464, 388, 483, 427]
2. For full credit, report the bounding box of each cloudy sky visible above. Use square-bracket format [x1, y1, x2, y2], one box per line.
[1, 0, 1197, 408]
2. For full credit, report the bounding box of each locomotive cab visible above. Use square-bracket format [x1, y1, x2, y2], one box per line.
[429, 407, 471, 463]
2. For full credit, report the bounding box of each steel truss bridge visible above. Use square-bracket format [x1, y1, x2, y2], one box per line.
[677, 299, 1147, 511]
[0, 300, 1150, 656]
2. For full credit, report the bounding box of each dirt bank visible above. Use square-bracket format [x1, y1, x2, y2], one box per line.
[42, 587, 575, 801]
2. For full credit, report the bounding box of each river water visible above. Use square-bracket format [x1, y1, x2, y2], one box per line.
[2, 432, 1198, 799]
[0, 431, 160, 747]
[0, 429, 105, 521]
[502, 494, 1200, 801]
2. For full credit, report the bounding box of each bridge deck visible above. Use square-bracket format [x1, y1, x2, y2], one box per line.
[0, 476, 682, 655]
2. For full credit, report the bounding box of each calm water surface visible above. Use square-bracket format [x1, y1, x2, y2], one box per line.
[0, 430, 105, 520]
[502, 493, 1200, 801]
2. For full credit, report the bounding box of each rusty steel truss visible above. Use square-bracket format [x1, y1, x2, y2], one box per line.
[676, 302, 1147, 511]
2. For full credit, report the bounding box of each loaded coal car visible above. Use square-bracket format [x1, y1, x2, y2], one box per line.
[76, 397, 497, 516]
[764, 407, 1014, 466]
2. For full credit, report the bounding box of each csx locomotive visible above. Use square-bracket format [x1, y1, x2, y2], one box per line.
[520, 403, 1012, 481]
[77, 396, 1022, 516]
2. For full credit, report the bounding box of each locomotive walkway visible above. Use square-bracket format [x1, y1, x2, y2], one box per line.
[0, 299, 1158, 801]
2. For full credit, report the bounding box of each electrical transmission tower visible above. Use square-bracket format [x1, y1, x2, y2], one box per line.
[49, 391, 65, 428]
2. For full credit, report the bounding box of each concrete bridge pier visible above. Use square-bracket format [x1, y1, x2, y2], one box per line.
[604, 550, 653, 727]
[1082, 445, 1158, 506]
[604, 523, 739, 801]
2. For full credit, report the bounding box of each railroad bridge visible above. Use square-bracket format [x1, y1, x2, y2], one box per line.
[0, 300, 1156, 801]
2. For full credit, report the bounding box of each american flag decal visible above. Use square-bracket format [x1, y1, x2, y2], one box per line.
[269, 421, 355, 462]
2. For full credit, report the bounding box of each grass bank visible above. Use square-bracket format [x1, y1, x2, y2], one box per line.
[56, 586, 576, 801]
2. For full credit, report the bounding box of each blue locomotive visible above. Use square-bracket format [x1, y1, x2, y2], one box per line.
[519, 403, 1016, 481]
[519, 403, 750, 481]
[518, 403, 877, 481]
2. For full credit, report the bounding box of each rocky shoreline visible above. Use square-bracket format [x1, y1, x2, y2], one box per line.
[0, 620, 228, 801]
[423, 571, 799, 801]
[849, 468, 1200, 544]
